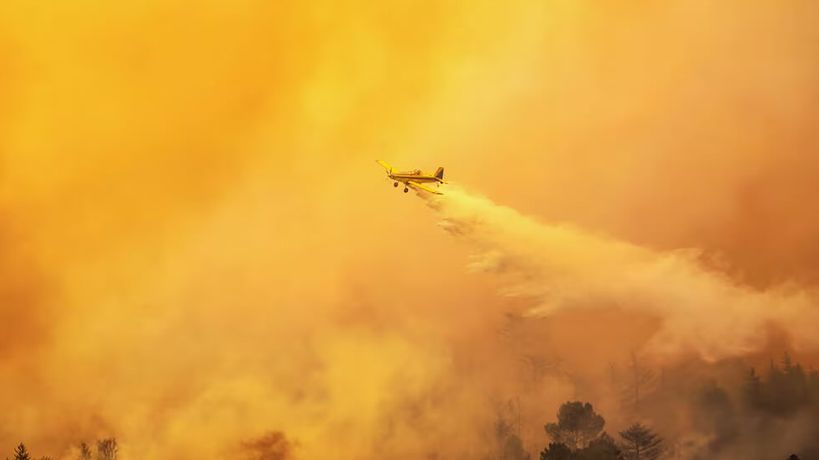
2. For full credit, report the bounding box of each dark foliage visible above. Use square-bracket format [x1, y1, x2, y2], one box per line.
[744, 353, 819, 417]
[545, 402, 606, 450]
[541, 443, 573, 460]
[619, 423, 662, 460]
[694, 381, 737, 452]
[13, 444, 30, 460]
[578, 433, 622, 460]
[539, 433, 622, 460]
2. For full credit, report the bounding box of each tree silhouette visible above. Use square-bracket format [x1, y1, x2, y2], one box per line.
[13, 444, 31, 460]
[620, 353, 655, 417]
[540, 443, 572, 460]
[743, 367, 763, 409]
[501, 434, 530, 460]
[694, 381, 737, 452]
[764, 355, 807, 415]
[580, 433, 622, 460]
[742, 352, 819, 417]
[96, 439, 118, 460]
[494, 401, 529, 460]
[540, 434, 622, 460]
[618, 424, 662, 460]
[78, 443, 92, 460]
[545, 402, 605, 450]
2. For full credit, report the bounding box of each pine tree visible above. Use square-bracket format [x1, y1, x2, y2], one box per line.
[13, 444, 31, 460]
[619, 423, 662, 460]
[545, 401, 605, 450]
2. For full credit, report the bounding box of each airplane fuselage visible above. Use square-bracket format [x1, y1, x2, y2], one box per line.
[388, 171, 444, 184]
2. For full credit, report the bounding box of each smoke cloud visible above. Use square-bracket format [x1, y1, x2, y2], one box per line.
[1, 0, 818, 459]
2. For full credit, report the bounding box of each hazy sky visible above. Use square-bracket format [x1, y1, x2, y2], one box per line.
[1, 1, 818, 459]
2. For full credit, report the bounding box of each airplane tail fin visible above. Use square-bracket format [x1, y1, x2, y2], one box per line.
[376, 159, 393, 173]
[434, 166, 444, 180]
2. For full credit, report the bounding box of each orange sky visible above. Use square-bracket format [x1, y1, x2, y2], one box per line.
[1, 1, 818, 459]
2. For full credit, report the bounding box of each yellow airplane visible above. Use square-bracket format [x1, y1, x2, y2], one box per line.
[376, 160, 446, 194]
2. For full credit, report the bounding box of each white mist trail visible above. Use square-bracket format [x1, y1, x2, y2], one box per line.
[423, 185, 819, 361]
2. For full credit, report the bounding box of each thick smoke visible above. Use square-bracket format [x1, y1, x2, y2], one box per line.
[2, 0, 818, 458]
[423, 186, 819, 361]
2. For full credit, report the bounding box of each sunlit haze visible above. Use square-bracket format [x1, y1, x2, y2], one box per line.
[1, 1, 819, 459]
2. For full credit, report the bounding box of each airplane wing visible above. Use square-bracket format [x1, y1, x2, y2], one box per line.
[375, 160, 393, 172]
[408, 180, 443, 195]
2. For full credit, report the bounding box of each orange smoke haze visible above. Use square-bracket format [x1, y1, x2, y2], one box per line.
[1, 1, 818, 459]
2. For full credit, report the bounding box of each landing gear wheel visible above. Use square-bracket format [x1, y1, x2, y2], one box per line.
[403, 187, 409, 193]
[393, 182, 399, 187]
